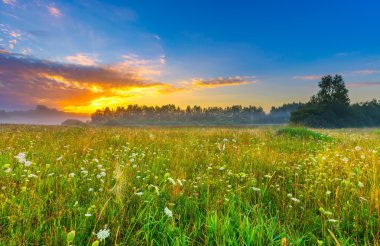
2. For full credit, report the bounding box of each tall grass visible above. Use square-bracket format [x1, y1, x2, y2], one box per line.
[0, 125, 379, 245]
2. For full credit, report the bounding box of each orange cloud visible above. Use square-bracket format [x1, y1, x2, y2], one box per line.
[0, 53, 257, 114]
[188, 76, 256, 89]
[292, 75, 322, 80]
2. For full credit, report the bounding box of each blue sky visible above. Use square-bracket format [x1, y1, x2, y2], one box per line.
[1, 0, 380, 112]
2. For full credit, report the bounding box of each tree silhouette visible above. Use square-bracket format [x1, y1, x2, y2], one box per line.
[310, 75, 350, 106]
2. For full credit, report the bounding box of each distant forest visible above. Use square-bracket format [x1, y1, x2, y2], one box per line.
[90, 75, 380, 127]
[91, 103, 301, 125]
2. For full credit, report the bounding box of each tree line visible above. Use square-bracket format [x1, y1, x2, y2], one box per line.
[90, 75, 379, 127]
[91, 103, 302, 125]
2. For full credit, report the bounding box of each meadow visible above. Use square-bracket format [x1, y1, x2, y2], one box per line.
[0, 125, 379, 245]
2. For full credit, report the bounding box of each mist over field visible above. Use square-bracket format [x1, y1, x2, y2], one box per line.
[0, 105, 89, 125]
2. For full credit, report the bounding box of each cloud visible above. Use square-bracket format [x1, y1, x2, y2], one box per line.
[2, 0, 16, 6]
[47, 6, 62, 17]
[117, 53, 164, 76]
[0, 53, 257, 113]
[349, 70, 380, 75]
[0, 53, 169, 112]
[65, 53, 99, 66]
[347, 82, 380, 87]
[185, 76, 256, 89]
[292, 75, 322, 80]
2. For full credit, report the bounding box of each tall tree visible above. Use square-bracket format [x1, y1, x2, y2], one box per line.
[310, 75, 350, 106]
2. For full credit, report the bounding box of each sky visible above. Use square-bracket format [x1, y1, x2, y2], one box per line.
[1, 0, 380, 114]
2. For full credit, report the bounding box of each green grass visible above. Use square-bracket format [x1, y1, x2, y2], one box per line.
[0, 125, 379, 245]
[276, 127, 332, 141]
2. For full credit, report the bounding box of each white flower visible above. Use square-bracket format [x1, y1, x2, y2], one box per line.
[68, 173, 75, 178]
[177, 179, 183, 186]
[4, 168, 12, 173]
[223, 138, 228, 142]
[85, 213, 92, 217]
[164, 207, 173, 217]
[48, 173, 55, 176]
[28, 173, 38, 178]
[88, 188, 94, 192]
[219, 167, 225, 171]
[326, 190, 331, 195]
[355, 146, 361, 151]
[15, 152, 26, 163]
[328, 219, 338, 223]
[24, 160, 31, 167]
[287, 193, 293, 198]
[135, 192, 143, 196]
[290, 197, 300, 203]
[96, 228, 110, 241]
[358, 181, 364, 188]
[167, 177, 176, 185]
[252, 187, 261, 191]
[56, 156, 63, 161]
[342, 157, 349, 163]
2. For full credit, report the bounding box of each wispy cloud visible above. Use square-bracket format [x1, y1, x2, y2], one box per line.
[292, 75, 322, 80]
[65, 53, 99, 66]
[2, 0, 16, 6]
[347, 82, 380, 87]
[349, 70, 380, 75]
[47, 6, 62, 17]
[190, 76, 256, 88]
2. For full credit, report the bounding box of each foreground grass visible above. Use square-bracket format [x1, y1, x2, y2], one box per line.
[0, 125, 379, 245]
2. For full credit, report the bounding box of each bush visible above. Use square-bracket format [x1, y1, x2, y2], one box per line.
[277, 127, 332, 140]
[61, 119, 86, 126]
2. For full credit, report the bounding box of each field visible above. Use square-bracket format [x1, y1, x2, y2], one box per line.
[0, 125, 379, 245]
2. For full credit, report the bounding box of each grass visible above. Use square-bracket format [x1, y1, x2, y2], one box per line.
[0, 125, 379, 245]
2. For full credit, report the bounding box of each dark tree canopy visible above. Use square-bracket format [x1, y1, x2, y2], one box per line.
[290, 74, 380, 128]
[310, 75, 350, 106]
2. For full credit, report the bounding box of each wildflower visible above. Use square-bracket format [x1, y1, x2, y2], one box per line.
[68, 173, 75, 178]
[56, 156, 63, 161]
[135, 192, 143, 196]
[177, 179, 183, 186]
[96, 227, 110, 241]
[355, 146, 361, 151]
[223, 138, 228, 142]
[132, 164, 137, 169]
[342, 157, 349, 163]
[290, 197, 300, 203]
[28, 173, 37, 178]
[15, 152, 26, 163]
[358, 181, 364, 188]
[326, 190, 331, 195]
[4, 168, 12, 173]
[252, 187, 261, 191]
[89, 188, 94, 192]
[164, 207, 173, 217]
[24, 161, 31, 167]
[219, 166, 225, 171]
[85, 213, 92, 217]
[167, 177, 176, 185]
[327, 219, 338, 223]
[287, 193, 293, 198]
